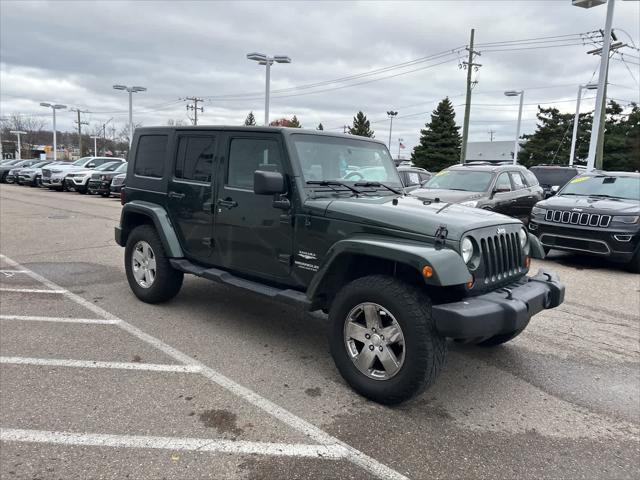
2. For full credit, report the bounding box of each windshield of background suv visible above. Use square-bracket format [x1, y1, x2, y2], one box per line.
[423, 170, 493, 192]
[292, 134, 402, 188]
[73, 157, 93, 166]
[530, 167, 579, 186]
[559, 175, 640, 201]
[114, 162, 128, 173]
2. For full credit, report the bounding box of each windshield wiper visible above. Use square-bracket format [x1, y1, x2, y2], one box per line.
[306, 180, 361, 195]
[588, 194, 620, 200]
[354, 181, 403, 195]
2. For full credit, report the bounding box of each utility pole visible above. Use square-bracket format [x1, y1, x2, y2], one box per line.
[569, 83, 598, 166]
[90, 136, 100, 156]
[70, 109, 89, 157]
[397, 137, 404, 159]
[460, 28, 482, 164]
[387, 111, 398, 149]
[343, 125, 349, 134]
[102, 118, 113, 155]
[185, 97, 204, 125]
[488, 129, 495, 142]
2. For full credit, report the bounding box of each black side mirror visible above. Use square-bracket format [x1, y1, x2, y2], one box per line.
[254, 170, 285, 195]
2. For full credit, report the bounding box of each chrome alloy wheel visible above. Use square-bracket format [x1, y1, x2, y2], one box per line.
[131, 240, 157, 288]
[344, 303, 406, 380]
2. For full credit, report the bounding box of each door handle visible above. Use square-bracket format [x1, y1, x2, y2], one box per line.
[168, 191, 185, 200]
[510, 199, 517, 203]
[217, 198, 238, 209]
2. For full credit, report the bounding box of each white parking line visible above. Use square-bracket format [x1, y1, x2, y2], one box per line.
[0, 287, 67, 294]
[0, 315, 120, 325]
[0, 428, 349, 459]
[0, 254, 409, 480]
[0, 356, 202, 373]
[0, 270, 29, 274]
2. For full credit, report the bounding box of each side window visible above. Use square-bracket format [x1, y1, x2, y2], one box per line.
[175, 136, 215, 183]
[523, 169, 539, 186]
[418, 172, 431, 183]
[134, 135, 167, 178]
[495, 173, 512, 192]
[407, 172, 421, 186]
[227, 138, 282, 189]
[510, 172, 526, 190]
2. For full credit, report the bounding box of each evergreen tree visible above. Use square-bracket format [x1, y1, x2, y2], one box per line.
[289, 115, 302, 128]
[348, 111, 374, 137]
[411, 97, 461, 171]
[244, 111, 256, 126]
[317, 123, 324, 131]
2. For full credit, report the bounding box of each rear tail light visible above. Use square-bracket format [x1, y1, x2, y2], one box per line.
[120, 188, 126, 205]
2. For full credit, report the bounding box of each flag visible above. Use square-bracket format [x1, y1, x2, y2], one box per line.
[399, 142, 405, 149]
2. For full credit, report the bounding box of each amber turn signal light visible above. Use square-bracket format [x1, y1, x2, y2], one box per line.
[524, 256, 531, 269]
[422, 265, 433, 278]
[466, 275, 475, 289]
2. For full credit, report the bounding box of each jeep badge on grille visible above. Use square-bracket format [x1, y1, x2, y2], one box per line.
[496, 227, 506, 235]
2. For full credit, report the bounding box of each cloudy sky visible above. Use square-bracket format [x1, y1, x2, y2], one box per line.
[1, 0, 639, 154]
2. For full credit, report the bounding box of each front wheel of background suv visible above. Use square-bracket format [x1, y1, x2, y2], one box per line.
[627, 249, 640, 274]
[329, 275, 446, 405]
[124, 225, 184, 303]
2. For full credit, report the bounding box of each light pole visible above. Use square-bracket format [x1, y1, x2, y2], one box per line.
[397, 137, 404, 160]
[90, 136, 100, 156]
[387, 111, 398, 150]
[246, 53, 291, 126]
[39, 103, 67, 161]
[569, 83, 598, 165]
[504, 90, 524, 164]
[573, 0, 615, 171]
[113, 85, 146, 147]
[9, 130, 27, 159]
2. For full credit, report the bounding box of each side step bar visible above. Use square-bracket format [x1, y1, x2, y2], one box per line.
[169, 259, 311, 309]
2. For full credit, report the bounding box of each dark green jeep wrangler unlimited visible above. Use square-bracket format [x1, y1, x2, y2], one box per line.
[116, 126, 564, 404]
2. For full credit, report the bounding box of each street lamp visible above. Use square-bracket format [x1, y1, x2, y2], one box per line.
[39, 102, 67, 161]
[9, 130, 27, 159]
[90, 136, 100, 156]
[387, 111, 398, 150]
[504, 90, 524, 164]
[113, 84, 146, 147]
[397, 137, 404, 160]
[573, 0, 615, 171]
[246, 52, 291, 125]
[569, 83, 598, 165]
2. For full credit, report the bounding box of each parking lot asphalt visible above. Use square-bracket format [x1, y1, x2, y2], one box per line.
[0, 183, 639, 480]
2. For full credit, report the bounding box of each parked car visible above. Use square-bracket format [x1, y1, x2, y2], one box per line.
[3, 160, 40, 183]
[411, 163, 544, 223]
[26, 161, 63, 187]
[41, 156, 125, 190]
[529, 171, 640, 272]
[110, 173, 126, 196]
[88, 162, 128, 196]
[65, 161, 125, 194]
[16, 161, 53, 185]
[115, 126, 564, 405]
[529, 165, 585, 198]
[397, 166, 432, 193]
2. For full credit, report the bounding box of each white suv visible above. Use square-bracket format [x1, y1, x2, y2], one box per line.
[65, 161, 124, 193]
[41, 157, 125, 190]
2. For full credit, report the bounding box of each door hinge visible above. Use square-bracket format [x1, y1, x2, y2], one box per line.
[278, 254, 292, 265]
[202, 237, 214, 247]
[434, 225, 448, 250]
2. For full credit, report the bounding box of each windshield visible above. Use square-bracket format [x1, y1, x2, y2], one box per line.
[114, 162, 128, 173]
[95, 162, 121, 172]
[73, 157, 94, 166]
[530, 167, 579, 186]
[292, 134, 402, 189]
[423, 169, 493, 192]
[32, 161, 49, 168]
[559, 175, 640, 201]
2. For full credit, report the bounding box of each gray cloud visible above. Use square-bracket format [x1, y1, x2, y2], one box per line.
[1, 0, 638, 153]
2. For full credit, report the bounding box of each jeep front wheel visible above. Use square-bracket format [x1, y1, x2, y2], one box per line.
[125, 225, 183, 303]
[329, 275, 446, 405]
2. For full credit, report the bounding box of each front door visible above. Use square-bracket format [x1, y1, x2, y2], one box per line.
[214, 133, 292, 281]
[166, 132, 217, 263]
[491, 172, 517, 217]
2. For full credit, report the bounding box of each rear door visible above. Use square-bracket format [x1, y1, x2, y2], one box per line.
[166, 131, 218, 263]
[509, 171, 532, 220]
[214, 132, 292, 281]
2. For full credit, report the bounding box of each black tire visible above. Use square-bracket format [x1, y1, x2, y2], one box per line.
[124, 225, 183, 303]
[626, 249, 640, 274]
[100, 192, 109, 197]
[477, 326, 526, 347]
[329, 275, 446, 405]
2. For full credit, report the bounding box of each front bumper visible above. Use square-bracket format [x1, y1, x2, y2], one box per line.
[431, 268, 564, 339]
[41, 175, 64, 186]
[88, 179, 111, 194]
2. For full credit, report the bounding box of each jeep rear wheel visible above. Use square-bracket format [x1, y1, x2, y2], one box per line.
[329, 275, 446, 405]
[125, 225, 183, 303]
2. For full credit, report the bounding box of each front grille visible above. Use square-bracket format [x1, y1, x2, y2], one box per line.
[42, 169, 51, 178]
[545, 209, 610, 228]
[91, 173, 100, 180]
[479, 231, 523, 284]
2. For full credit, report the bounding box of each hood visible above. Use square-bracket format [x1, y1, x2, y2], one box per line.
[66, 168, 94, 175]
[47, 164, 83, 172]
[307, 194, 520, 240]
[539, 194, 640, 215]
[410, 188, 485, 203]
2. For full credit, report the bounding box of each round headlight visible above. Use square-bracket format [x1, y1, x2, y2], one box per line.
[461, 237, 474, 264]
[519, 227, 528, 248]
